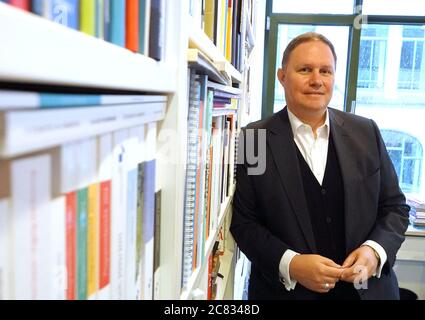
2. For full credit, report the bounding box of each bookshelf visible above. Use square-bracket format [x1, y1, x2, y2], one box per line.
[0, 0, 266, 300]
[0, 3, 176, 92]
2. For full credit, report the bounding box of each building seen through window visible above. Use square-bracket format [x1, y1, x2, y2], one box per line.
[381, 130, 423, 194]
[356, 24, 425, 197]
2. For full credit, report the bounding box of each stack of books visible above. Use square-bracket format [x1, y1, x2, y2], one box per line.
[406, 194, 425, 227]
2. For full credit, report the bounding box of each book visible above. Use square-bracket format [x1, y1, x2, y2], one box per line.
[0, 100, 166, 157]
[125, 0, 139, 52]
[11, 154, 52, 299]
[149, 0, 165, 61]
[109, 0, 126, 47]
[0, 90, 166, 109]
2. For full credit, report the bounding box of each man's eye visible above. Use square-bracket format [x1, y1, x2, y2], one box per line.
[299, 67, 310, 73]
[321, 69, 333, 75]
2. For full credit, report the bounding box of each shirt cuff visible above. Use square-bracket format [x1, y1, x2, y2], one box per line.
[279, 249, 299, 291]
[362, 240, 387, 278]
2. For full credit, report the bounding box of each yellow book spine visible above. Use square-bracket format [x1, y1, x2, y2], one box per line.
[204, 0, 215, 41]
[225, 2, 233, 61]
[87, 183, 99, 297]
[80, 0, 96, 36]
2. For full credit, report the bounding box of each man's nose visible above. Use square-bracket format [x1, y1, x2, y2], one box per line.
[309, 70, 323, 87]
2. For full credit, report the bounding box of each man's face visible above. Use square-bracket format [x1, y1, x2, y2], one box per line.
[278, 41, 335, 117]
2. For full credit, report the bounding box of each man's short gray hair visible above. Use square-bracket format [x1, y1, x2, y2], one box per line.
[281, 32, 337, 69]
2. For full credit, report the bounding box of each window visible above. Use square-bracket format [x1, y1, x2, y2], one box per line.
[356, 24, 425, 196]
[358, 26, 388, 89]
[398, 27, 424, 90]
[362, 0, 425, 16]
[272, 0, 354, 14]
[381, 130, 423, 193]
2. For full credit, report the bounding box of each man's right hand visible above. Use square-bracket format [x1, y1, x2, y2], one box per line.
[289, 254, 343, 293]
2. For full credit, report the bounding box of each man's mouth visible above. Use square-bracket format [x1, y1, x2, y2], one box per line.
[304, 92, 324, 95]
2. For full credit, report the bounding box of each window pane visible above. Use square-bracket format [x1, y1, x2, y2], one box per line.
[362, 0, 425, 16]
[273, 25, 349, 113]
[355, 25, 425, 196]
[272, 0, 354, 14]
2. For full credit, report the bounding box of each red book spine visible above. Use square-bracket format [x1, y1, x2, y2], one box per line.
[66, 192, 77, 300]
[8, 0, 30, 10]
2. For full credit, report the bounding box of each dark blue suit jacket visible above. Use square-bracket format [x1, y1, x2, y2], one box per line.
[230, 107, 410, 300]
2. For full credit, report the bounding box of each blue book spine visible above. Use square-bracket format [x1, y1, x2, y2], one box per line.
[31, 0, 44, 15]
[110, 0, 126, 47]
[103, 0, 111, 41]
[50, 0, 80, 30]
[40, 93, 101, 107]
[138, 0, 147, 55]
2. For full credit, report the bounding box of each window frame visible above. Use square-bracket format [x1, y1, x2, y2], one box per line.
[263, 0, 425, 118]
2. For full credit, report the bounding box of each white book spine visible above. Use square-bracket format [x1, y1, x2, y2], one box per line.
[124, 131, 140, 300]
[142, 122, 156, 300]
[96, 133, 113, 300]
[50, 196, 66, 300]
[110, 129, 129, 299]
[0, 198, 11, 300]
[11, 154, 51, 300]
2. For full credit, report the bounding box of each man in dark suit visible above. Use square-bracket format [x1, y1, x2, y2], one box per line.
[230, 32, 410, 300]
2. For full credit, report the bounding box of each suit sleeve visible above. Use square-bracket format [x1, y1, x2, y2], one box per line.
[368, 119, 410, 272]
[230, 129, 288, 283]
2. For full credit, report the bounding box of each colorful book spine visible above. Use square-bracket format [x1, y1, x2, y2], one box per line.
[125, 0, 139, 52]
[65, 191, 77, 300]
[103, 0, 111, 41]
[76, 188, 88, 300]
[149, 0, 165, 61]
[98, 180, 111, 293]
[80, 0, 96, 36]
[50, 0, 79, 30]
[109, 0, 126, 47]
[7, 0, 30, 10]
[95, 0, 104, 39]
[138, 0, 150, 55]
[87, 183, 99, 298]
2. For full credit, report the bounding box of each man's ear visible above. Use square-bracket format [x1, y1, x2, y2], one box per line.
[277, 68, 285, 87]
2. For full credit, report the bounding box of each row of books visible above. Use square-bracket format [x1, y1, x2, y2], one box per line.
[181, 69, 238, 288]
[406, 194, 425, 227]
[0, 123, 161, 300]
[0, 0, 165, 60]
[190, 0, 252, 71]
[0, 90, 167, 157]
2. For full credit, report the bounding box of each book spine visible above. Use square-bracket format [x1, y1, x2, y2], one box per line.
[110, 0, 126, 47]
[65, 191, 77, 300]
[80, 0, 96, 36]
[125, 0, 139, 52]
[76, 188, 88, 300]
[148, 0, 165, 61]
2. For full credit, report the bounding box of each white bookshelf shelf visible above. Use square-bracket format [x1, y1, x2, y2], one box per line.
[406, 224, 425, 237]
[180, 185, 235, 300]
[188, 16, 242, 84]
[212, 108, 237, 117]
[207, 81, 242, 96]
[0, 3, 177, 93]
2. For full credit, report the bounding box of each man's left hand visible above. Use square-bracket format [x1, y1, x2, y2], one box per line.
[340, 246, 379, 283]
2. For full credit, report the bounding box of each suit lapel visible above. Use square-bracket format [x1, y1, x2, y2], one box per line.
[329, 109, 358, 253]
[267, 108, 316, 253]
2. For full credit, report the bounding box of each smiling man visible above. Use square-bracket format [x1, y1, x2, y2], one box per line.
[230, 32, 410, 300]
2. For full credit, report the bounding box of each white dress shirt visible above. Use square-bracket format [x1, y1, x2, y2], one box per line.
[279, 108, 387, 291]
